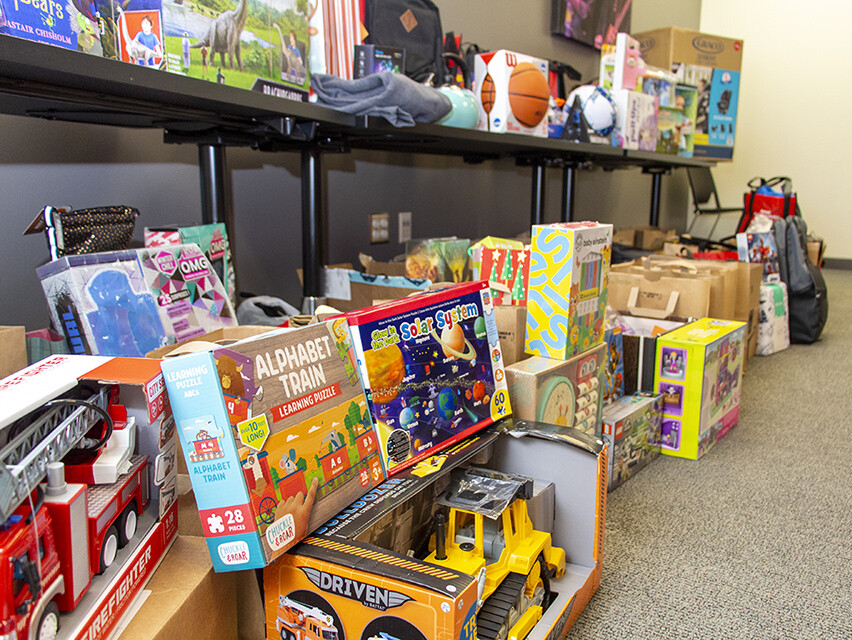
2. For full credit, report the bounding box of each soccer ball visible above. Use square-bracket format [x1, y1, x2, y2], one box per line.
[566, 84, 617, 136]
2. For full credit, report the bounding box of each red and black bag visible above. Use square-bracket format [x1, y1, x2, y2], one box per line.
[736, 176, 798, 233]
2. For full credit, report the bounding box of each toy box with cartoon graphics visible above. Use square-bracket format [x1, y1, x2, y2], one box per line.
[480, 244, 531, 306]
[37, 244, 235, 357]
[612, 89, 657, 151]
[0, 0, 102, 55]
[654, 318, 746, 460]
[737, 232, 781, 282]
[346, 281, 511, 477]
[146, 223, 236, 307]
[264, 536, 479, 640]
[160, 0, 310, 100]
[506, 343, 606, 435]
[601, 327, 625, 406]
[474, 50, 550, 137]
[98, 0, 164, 66]
[525, 222, 613, 360]
[600, 391, 662, 491]
[161, 320, 386, 571]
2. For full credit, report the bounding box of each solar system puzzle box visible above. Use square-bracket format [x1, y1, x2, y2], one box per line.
[345, 281, 512, 476]
[160, 319, 386, 571]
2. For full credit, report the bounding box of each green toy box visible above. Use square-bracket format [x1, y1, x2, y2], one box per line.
[525, 222, 613, 360]
[654, 318, 746, 460]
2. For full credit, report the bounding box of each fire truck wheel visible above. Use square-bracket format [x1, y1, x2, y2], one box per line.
[280, 629, 296, 640]
[118, 503, 138, 546]
[100, 526, 119, 574]
[37, 602, 60, 640]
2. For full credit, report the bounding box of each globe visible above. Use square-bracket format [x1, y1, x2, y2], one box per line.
[437, 388, 456, 420]
[399, 406, 416, 429]
[566, 85, 616, 136]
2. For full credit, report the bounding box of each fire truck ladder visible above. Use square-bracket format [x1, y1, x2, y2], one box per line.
[0, 387, 110, 521]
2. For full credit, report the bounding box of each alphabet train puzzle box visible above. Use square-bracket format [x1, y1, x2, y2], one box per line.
[161, 319, 386, 571]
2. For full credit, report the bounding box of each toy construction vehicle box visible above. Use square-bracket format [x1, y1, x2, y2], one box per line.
[600, 391, 662, 491]
[346, 281, 511, 477]
[37, 244, 235, 358]
[525, 222, 613, 360]
[160, 0, 310, 99]
[145, 223, 236, 307]
[634, 27, 743, 160]
[474, 50, 551, 136]
[264, 536, 479, 640]
[0, 0, 102, 55]
[160, 320, 386, 572]
[654, 318, 746, 460]
[506, 343, 606, 435]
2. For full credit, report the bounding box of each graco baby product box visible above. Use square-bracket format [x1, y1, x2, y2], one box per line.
[346, 281, 511, 476]
[525, 222, 613, 360]
[160, 319, 386, 571]
[654, 318, 746, 460]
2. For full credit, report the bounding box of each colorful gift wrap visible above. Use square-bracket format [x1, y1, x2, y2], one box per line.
[525, 222, 613, 360]
[346, 281, 511, 475]
[480, 244, 531, 306]
[654, 318, 746, 460]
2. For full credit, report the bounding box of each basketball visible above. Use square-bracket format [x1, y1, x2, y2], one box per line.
[480, 73, 496, 114]
[508, 62, 550, 128]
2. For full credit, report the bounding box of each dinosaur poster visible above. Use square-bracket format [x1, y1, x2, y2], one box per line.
[158, 0, 310, 98]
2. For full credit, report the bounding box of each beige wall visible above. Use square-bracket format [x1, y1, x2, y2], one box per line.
[633, 0, 701, 32]
[700, 1, 847, 258]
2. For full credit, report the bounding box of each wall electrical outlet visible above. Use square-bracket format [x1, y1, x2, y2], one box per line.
[370, 212, 390, 244]
[398, 211, 412, 243]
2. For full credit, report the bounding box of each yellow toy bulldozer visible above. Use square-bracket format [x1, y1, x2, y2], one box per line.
[425, 468, 566, 640]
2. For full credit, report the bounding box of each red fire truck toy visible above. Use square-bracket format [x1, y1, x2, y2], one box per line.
[0, 385, 149, 640]
[276, 596, 340, 640]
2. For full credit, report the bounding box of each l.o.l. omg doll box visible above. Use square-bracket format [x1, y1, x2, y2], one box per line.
[654, 318, 746, 460]
[346, 281, 511, 477]
[160, 319, 386, 571]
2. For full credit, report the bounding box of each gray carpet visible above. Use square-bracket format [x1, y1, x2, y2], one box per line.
[567, 269, 852, 639]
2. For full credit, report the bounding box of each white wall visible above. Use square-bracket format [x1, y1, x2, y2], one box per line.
[700, 0, 849, 258]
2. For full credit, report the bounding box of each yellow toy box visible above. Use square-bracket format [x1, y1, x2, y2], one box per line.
[525, 223, 613, 360]
[654, 318, 747, 460]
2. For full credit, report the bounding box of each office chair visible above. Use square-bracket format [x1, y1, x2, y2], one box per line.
[686, 166, 742, 241]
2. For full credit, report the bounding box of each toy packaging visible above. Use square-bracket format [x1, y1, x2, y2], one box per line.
[146, 223, 236, 307]
[37, 244, 235, 357]
[675, 83, 699, 157]
[0, 0, 102, 55]
[353, 43, 405, 78]
[506, 343, 606, 435]
[480, 244, 531, 306]
[602, 327, 625, 406]
[635, 27, 743, 160]
[525, 222, 613, 360]
[737, 231, 781, 282]
[654, 318, 747, 460]
[469, 236, 525, 280]
[405, 237, 471, 283]
[346, 281, 511, 476]
[160, 0, 310, 99]
[599, 391, 663, 491]
[264, 536, 479, 640]
[98, 0, 164, 66]
[612, 89, 657, 151]
[757, 282, 790, 356]
[160, 320, 386, 571]
[474, 50, 551, 137]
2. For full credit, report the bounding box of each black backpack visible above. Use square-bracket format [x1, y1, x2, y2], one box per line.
[364, 0, 444, 84]
[773, 215, 828, 343]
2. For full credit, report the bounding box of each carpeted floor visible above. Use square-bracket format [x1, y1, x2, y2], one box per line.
[567, 269, 852, 639]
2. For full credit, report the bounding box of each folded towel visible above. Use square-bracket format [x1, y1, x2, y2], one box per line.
[311, 72, 452, 127]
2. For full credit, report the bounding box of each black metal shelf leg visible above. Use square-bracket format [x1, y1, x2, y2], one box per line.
[531, 163, 546, 226]
[198, 144, 227, 225]
[301, 145, 324, 309]
[561, 164, 577, 223]
[643, 166, 671, 227]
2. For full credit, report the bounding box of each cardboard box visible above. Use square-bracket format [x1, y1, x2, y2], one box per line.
[161, 320, 386, 571]
[506, 343, 606, 435]
[119, 535, 238, 640]
[634, 27, 743, 160]
[600, 392, 663, 491]
[323, 268, 432, 312]
[757, 282, 790, 356]
[37, 245, 236, 357]
[346, 282, 511, 476]
[475, 50, 551, 137]
[159, 0, 310, 99]
[0, 326, 27, 379]
[526, 222, 613, 360]
[612, 226, 678, 251]
[362, 256, 407, 277]
[734, 263, 762, 363]
[654, 318, 746, 459]
[612, 89, 657, 151]
[480, 245, 531, 306]
[494, 305, 528, 367]
[147, 326, 280, 359]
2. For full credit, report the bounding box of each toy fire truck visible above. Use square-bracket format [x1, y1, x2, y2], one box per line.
[276, 596, 340, 640]
[0, 384, 149, 640]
